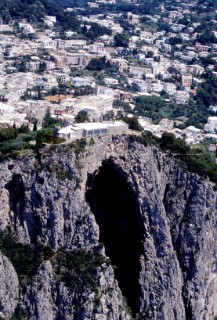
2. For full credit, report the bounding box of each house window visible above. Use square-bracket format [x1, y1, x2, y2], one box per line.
[87, 130, 93, 137]
[94, 130, 100, 136]
[100, 129, 107, 135]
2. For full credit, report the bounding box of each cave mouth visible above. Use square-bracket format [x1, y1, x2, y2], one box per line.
[86, 159, 142, 315]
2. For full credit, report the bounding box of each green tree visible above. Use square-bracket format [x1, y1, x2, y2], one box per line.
[146, 51, 154, 58]
[43, 108, 55, 127]
[82, 22, 111, 40]
[33, 119, 38, 131]
[168, 37, 183, 45]
[37, 61, 46, 74]
[86, 56, 107, 71]
[37, 87, 43, 100]
[195, 72, 217, 107]
[159, 132, 176, 150]
[197, 30, 217, 45]
[75, 110, 89, 123]
[18, 124, 30, 134]
[134, 95, 167, 119]
[121, 116, 143, 131]
[114, 33, 129, 48]
[35, 130, 44, 148]
[0, 125, 17, 142]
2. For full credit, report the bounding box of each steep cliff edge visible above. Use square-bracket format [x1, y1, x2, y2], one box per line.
[0, 136, 216, 320]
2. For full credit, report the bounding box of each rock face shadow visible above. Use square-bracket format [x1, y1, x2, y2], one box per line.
[5, 174, 25, 229]
[86, 159, 142, 314]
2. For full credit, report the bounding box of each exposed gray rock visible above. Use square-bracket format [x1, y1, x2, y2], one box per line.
[0, 252, 19, 319]
[23, 260, 131, 320]
[0, 136, 216, 319]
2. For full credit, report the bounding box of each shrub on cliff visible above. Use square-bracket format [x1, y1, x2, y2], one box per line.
[130, 132, 217, 186]
[0, 232, 54, 285]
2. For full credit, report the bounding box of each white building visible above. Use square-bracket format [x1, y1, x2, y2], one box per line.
[45, 61, 56, 70]
[188, 64, 204, 76]
[0, 102, 27, 127]
[95, 86, 114, 96]
[159, 118, 174, 130]
[111, 58, 128, 72]
[58, 121, 129, 140]
[73, 94, 114, 120]
[104, 78, 119, 86]
[71, 77, 96, 87]
[38, 37, 57, 50]
[35, 75, 58, 90]
[181, 74, 192, 89]
[183, 126, 202, 143]
[0, 25, 13, 33]
[53, 72, 70, 83]
[19, 23, 35, 34]
[163, 82, 177, 96]
[172, 90, 189, 104]
[127, 13, 140, 25]
[134, 80, 148, 93]
[140, 31, 154, 44]
[147, 81, 163, 93]
[208, 106, 217, 113]
[129, 66, 149, 79]
[44, 15, 57, 27]
[87, 42, 105, 54]
[70, 39, 87, 48]
[204, 117, 217, 133]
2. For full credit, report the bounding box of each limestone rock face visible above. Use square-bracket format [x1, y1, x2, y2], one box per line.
[0, 252, 19, 319]
[0, 136, 216, 319]
[23, 260, 131, 320]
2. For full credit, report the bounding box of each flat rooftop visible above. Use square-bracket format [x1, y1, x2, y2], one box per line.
[75, 122, 108, 130]
[106, 121, 126, 127]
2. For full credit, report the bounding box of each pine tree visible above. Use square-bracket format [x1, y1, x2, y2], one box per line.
[43, 108, 54, 127]
[33, 119, 38, 131]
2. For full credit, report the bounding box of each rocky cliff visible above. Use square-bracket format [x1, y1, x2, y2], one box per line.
[0, 136, 216, 320]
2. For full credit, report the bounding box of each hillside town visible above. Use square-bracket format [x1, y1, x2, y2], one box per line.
[0, 0, 217, 152]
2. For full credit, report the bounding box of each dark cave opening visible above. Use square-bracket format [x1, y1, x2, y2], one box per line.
[86, 159, 142, 315]
[5, 174, 25, 229]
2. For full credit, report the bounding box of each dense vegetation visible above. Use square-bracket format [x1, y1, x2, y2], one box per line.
[0, 0, 45, 23]
[0, 227, 111, 320]
[50, 0, 164, 16]
[86, 56, 112, 71]
[0, 110, 64, 161]
[0, 0, 111, 38]
[121, 116, 143, 131]
[82, 23, 112, 41]
[0, 124, 36, 161]
[195, 73, 217, 108]
[134, 95, 168, 121]
[0, 0, 70, 24]
[0, 231, 108, 305]
[52, 250, 108, 294]
[0, 0, 166, 26]
[114, 33, 129, 48]
[75, 110, 90, 123]
[132, 95, 208, 128]
[0, 231, 54, 285]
